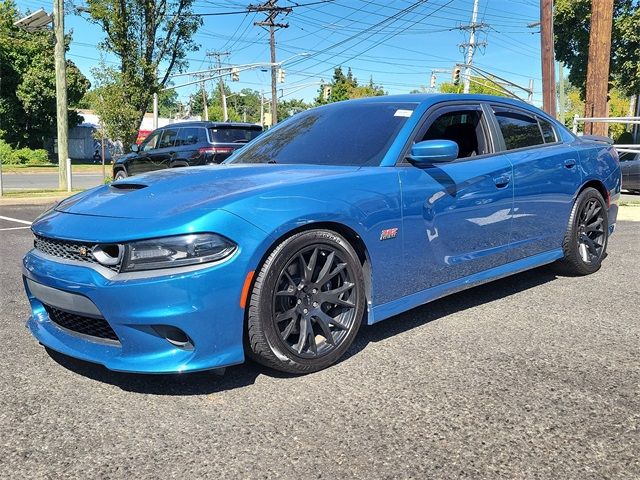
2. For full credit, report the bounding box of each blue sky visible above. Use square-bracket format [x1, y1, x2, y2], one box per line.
[15, 0, 545, 107]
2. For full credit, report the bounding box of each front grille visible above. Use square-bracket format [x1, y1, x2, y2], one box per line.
[44, 305, 119, 342]
[34, 235, 121, 273]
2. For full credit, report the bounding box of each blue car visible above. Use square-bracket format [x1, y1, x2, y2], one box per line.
[23, 94, 621, 374]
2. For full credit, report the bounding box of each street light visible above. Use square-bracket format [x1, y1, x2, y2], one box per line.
[14, 4, 70, 191]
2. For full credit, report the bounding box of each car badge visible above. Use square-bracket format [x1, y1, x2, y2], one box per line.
[380, 228, 398, 241]
[78, 246, 89, 257]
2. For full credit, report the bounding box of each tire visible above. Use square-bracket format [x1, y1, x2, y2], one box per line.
[247, 229, 366, 374]
[114, 170, 127, 181]
[559, 187, 608, 275]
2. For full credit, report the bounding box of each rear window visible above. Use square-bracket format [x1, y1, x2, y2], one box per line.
[538, 118, 557, 143]
[494, 109, 544, 150]
[209, 127, 261, 144]
[228, 102, 416, 167]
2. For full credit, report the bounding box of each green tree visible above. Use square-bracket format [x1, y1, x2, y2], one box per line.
[83, 0, 202, 144]
[158, 88, 179, 118]
[317, 67, 385, 104]
[0, 0, 89, 149]
[277, 98, 312, 121]
[90, 66, 141, 146]
[555, 0, 640, 97]
[561, 81, 630, 138]
[439, 76, 510, 96]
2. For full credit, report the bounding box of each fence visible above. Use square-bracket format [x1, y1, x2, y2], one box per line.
[572, 115, 640, 154]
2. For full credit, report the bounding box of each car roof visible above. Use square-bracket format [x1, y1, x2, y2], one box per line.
[323, 93, 556, 123]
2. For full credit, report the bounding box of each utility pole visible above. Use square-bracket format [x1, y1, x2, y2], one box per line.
[459, 0, 488, 94]
[540, 0, 557, 118]
[584, 0, 614, 136]
[250, 0, 292, 125]
[53, 0, 69, 190]
[207, 50, 230, 121]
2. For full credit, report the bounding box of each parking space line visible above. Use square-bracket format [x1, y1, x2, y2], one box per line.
[0, 226, 31, 231]
[0, 215, 33, 225]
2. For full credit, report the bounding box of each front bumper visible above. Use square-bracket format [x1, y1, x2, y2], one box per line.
[23, 248, 250, 373]
[22, 207, 272, 374]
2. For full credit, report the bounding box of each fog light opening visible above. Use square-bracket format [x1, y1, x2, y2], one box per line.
[153, 325, 194, 350]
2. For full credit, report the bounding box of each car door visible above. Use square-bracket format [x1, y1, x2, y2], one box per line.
[128, 130, 162, 176]
[630, 153, 640, 190]
[620, 151, 640, 191]
[490, 105, 582, 261]
[148, 127, 179, 171]
[397, 103, 514, 296]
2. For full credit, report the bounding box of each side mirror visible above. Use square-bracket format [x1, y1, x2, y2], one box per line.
[130, 144, 139, 153]
[408, 140, 458, 165]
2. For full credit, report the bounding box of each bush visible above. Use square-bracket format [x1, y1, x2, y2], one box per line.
[0, 140, 50, 165]
[12, 147, 50, 165]
[0, 140, 13, 165]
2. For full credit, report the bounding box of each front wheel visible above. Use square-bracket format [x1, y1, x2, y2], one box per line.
[246, 230, 366, 374]
[559, 187, 608, 275]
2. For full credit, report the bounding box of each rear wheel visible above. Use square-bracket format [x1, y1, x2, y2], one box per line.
[559, 187, 608, 275]
[247, 230, 365, 374]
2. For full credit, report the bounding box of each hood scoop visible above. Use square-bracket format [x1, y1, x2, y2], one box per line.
[110, 182, 148, 191]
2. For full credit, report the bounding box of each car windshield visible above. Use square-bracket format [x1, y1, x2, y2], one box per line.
[227, 102, 417, 166]
[209, 126, 262, 144]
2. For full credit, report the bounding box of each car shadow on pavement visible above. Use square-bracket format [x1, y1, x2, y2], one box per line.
[46, 264, 561, 395]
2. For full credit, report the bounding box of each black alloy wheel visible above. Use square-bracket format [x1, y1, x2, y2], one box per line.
[576, 197, 606, 265]
[560, 187, 609, 275]
[273, 244, 358, 358]
[247, 230, 365, 374]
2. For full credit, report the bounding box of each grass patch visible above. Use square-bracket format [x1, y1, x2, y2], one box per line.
[1, 189, 84, 198]
[1, 164, 107, 174]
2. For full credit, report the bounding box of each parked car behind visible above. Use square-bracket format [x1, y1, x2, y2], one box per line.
[112, 121, 262, 180]
[619, 151, 640, 193]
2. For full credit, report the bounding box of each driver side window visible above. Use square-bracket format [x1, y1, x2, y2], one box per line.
[141, 131, 161, 152]
[419, 107, 490, 160]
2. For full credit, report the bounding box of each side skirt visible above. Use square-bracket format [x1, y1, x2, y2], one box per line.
[370, 248, 564, 325]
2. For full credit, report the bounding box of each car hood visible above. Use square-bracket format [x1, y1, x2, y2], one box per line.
[55, 164, 360, 219]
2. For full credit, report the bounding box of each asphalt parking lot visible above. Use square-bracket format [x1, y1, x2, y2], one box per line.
[1, 204, 638, 479]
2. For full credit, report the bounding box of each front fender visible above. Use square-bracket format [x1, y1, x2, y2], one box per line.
[223, 169, 404, 306]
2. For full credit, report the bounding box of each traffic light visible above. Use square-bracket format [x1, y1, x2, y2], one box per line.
[231, 67, 240, 82]
[430, 73, 436, 89]
[322, 85, 332, 101]
[452, 66, 461, 86]
[278, 68, 285, 83]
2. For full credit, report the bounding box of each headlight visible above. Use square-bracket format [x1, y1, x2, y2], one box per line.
[121, 233, 237, 272]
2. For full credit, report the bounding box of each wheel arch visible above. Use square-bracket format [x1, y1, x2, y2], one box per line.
[113, 164, 127, 176]
[578, 179, 609, 205]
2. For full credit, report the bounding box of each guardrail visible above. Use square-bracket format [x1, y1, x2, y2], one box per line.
[572, 115, 640, 155]
[572, 115, 640, 134]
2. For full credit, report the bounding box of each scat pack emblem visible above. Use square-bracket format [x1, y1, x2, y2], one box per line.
[380, 228, 399, 241]
[78, 246, 89, 257]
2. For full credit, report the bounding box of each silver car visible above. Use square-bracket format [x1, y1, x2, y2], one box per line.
[620, 151, 640, 193]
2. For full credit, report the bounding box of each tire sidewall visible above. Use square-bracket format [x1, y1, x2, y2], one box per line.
[253, 230, 366, 372]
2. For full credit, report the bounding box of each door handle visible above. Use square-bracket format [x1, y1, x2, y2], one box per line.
[493, 174, 511, 188]
[564, 158, 577, 169]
